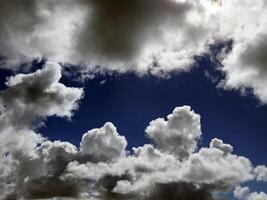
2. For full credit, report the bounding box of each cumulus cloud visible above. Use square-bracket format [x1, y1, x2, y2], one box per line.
[145, 106, 201, 159]
[217, 0, 267, 104]
[0, 62, 83, 129]
[234, 186, 267, 200]
[254, 165, 267, 182]
[1, 91, 260, 200]
[0, 63, 83, 199]
[0, 0, 218, 76]
[80, 122, 127, 162]
[0, 64, 266, 199]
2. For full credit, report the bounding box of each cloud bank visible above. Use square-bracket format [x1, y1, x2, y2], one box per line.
[0, 0, 216, 76]
[0, 64, 266, 199]
[1, 0, 267, 103]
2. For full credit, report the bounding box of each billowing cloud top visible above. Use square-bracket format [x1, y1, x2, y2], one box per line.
[0, 64, 266, 200]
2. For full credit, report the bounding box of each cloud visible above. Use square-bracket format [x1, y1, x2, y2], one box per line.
[218, 0, 267, 104]
[144, 182, 216, 200]
[0, 0, 217, 76]
[0, 64, 265, 199]
[0, 62, 83, 129]
[234, 186, 267, 200]
[1, 0, 267, 104]
[0, 67, 262, 199]
[0, 63, 83, 199]
[0, 99, 262, 200]
[234, 186, 250, 200]
[254, 165, 267, 182]
[145, 106, 201, 159]
[80, 122, 127, 162]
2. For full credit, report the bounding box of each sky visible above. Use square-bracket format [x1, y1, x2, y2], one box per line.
[0, 0, 267, 200]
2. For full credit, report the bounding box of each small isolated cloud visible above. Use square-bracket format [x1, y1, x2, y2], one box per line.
[0, 66, 264, 199]
[254, 165, 267, 182]
[234, 186, 267, 200]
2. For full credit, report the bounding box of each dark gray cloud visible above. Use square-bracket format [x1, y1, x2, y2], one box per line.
[145, 182, 218, 200]
[1, 0, 267, 105]
[78, 0, 192, 60]
[0, 0, 214, 75]
[23, 177, 80, 199]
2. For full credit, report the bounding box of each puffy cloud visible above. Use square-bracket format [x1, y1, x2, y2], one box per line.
[0, 63, 83, 199]
[181, 141, 253, 186]
[63, 129, 254, 200]
[210, 138, 233, 155]
[80, 122, 127, 162]
[0, 0, 83, 69]
[0, 62, 83, 129]
[218, 0, 267, 104]
[0, 103, 264, 199]
[234, 186, 267, 200]
[146, 106, 201, 159]
[234, 186, 250, 200]
[246, 192, 267, 200]
[254, 165, 267, 182]
[0, 0, 218, 76]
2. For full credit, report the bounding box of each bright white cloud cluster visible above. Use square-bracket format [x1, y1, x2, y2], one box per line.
[0, 65, 266, 199]
[80, 122, 127, 162]
[146, 106, 201, 159]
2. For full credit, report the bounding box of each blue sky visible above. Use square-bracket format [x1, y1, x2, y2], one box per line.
[33, 58, 266, 166]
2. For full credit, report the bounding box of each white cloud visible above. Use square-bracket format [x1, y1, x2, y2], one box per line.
[234, 186, 267, 200]
[234, 186, 250, 200]
[145, 106, 201, 159]
[0, 97, 264, 199]
[218, 0, 267, 104]
[247, 192, 267, 200]
[80, 122, 127, 162]
[254, 165, 267, 182]
[0, 63, 84, 199]
[0, 62, 83, 129]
